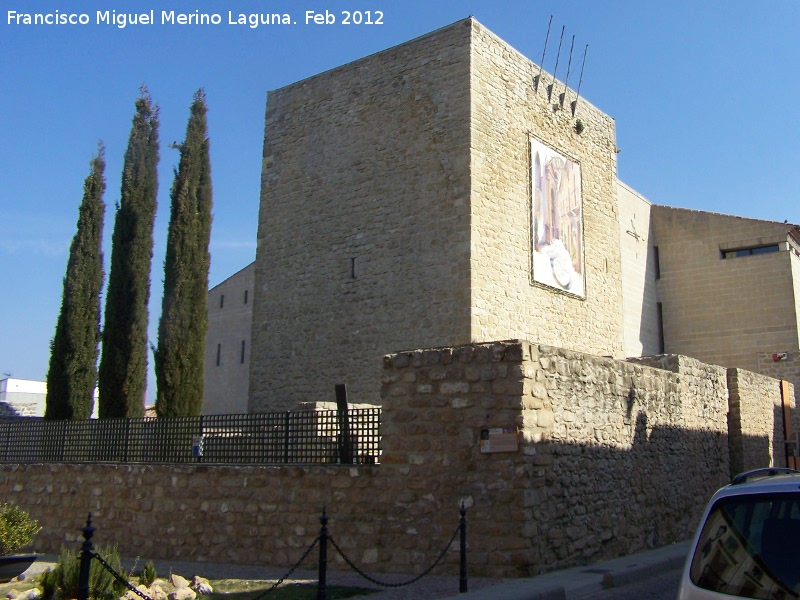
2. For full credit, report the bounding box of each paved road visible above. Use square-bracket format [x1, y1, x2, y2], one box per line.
[576, 567, 682, 600]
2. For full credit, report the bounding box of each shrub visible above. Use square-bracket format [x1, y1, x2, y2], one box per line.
[53, 547, 80, 599]
[0, 503, 41, 555]
[52, 544, 127, 600]
[139, 561, 157, 588]
[89, 545, 127, 600]
[39, 568, 58, 600]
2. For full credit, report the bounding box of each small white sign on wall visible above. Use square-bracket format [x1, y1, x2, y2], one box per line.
[480, 427, 519, 454]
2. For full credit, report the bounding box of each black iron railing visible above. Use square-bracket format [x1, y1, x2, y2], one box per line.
[0, 409, 381, 465]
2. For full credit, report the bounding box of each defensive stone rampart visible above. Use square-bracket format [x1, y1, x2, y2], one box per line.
[0, 341, 788, 577]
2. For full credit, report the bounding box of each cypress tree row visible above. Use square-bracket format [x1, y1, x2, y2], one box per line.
[44, 146, 106, 420]
[155, 90, 213, 417]
[98, 88, 160, 418]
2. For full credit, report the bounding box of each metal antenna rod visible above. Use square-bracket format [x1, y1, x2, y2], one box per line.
[560, 35, 576, 109]
[547, 26, 566, 101]
[571, 44, 589, 116]
[534, 15, 553, 93]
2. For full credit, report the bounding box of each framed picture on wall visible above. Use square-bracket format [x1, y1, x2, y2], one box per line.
[530, 136, 585, 297]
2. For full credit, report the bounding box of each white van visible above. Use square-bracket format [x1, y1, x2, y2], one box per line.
[678, 468, 800, 599]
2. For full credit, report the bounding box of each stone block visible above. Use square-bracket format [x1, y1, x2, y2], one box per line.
[491, 379, 524, 395]
[422, 351, 442, 366]
[428, 366, 447, 381]
[441, 381, 470, 394]
[451, 397, 474, 409]
[465, 365, 482, 381]
[392, 353, 411, 369]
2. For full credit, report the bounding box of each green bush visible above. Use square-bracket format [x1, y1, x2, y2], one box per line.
[52, 544, 127, 600]
[53, 547, 80, 599]
[0, 503, 41, 555]
[39, 567, 58, 600]
[139, 561, 157, 588]
[89, 545, 127, 600]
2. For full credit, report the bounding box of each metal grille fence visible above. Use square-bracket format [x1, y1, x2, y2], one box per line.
[0, 409, 381, 465]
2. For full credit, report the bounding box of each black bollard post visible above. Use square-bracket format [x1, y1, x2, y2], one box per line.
[77, 514, 96, 600]
[317, 508, 328, 600]
[459, 503, 468, 593]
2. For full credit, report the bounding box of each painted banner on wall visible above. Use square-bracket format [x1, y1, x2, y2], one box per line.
[531, 137, 585, 297]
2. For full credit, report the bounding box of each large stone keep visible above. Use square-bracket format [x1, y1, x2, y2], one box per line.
[250, 17, 623, 411]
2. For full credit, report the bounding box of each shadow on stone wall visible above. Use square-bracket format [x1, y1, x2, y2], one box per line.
[493, 412, 732, 575]
[0, 339, 790, 578]
[0, 424, 774, 579]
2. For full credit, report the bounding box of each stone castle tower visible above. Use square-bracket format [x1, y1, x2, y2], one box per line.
[250, 17, 624, 410]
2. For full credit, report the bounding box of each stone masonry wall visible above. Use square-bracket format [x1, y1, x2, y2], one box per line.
[757, 352, 800, 384]
[251, 17, 631, 412]
[379, 341, 731, 574]
[250, 19, 474, 410]
[0, 463, 395, 568]
[727, 368, 793, 475]
[531, 349, 729, 568]
[469, 22, 625, 357]
[379, 342, 544, 575]
[0, 341, 783, 578]
[649, 207, 800, 444]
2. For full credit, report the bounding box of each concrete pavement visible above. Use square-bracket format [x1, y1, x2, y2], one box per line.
[438, 541, 690, 600]
[20, 540, 691, 600]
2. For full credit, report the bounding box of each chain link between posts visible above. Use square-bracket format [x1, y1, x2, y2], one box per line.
[92, 552, 154, 600]
[247, 536, 320, 599]
[328, 522, 461, 588]
[82, 505, 467, 599]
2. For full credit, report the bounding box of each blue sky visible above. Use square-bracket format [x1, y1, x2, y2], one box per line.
[2, 1, 798, 405]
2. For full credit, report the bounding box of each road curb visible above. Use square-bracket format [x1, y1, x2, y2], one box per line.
[600, 550, 687, 590]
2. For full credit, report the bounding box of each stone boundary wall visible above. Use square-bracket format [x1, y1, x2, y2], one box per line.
[379, 342, 544, 575]
[525, 348, 730, 569]
[0, 463, 397, 568]
[727, 368, 793, 475]
[0, 341, 786, 577]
